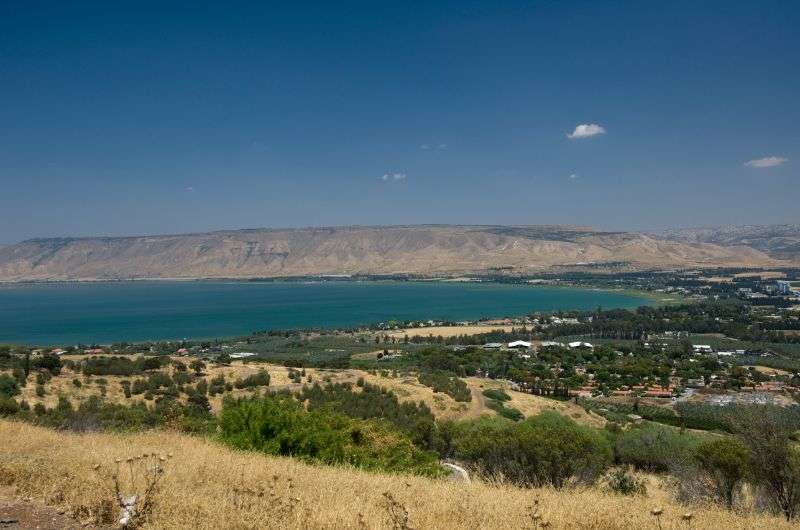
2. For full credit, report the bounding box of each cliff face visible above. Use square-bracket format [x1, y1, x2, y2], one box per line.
[0, 225, 786, 281]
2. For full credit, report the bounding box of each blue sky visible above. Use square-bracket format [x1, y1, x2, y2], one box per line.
[0, 1, 797, 243]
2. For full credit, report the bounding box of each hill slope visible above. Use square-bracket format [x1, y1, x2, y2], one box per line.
[657, 224, 800, 261]
[0, 225, 785, 281]
[1, 420, 795, 529]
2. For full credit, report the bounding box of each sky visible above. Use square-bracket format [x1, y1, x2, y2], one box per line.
[0, 1, 798, 244]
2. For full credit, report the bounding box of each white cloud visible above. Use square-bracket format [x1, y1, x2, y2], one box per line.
[380, 172, 407, 181]
[567, 123, 606, 139]
[744, 156, 787, 168]
[420, 143, 447, 150]
[185, 186, 195, 192]
[568, 173, 579, 180]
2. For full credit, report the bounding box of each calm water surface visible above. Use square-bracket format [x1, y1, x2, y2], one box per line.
[0, 281, 650, 345]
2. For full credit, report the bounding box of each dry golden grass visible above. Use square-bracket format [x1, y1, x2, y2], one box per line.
[386, 325, 517, 339]
[0, 420, 794, 529]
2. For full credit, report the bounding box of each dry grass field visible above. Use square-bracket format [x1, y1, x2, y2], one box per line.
[386, 325, 517, 339]
[12, 357, 603, 425]
[0, 420, 794, 530]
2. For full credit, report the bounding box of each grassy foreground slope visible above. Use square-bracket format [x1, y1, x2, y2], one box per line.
[0, 420, 794, 530]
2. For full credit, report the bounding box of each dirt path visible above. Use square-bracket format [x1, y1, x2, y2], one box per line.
[462, 385, 488, 419]
[0, 486, 104, 530]
[441, 462, 471, 483]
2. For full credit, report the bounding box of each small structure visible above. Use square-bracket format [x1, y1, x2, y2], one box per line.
[540, 341, 565, 348]
[692, 344, 713, 354]
[568, 341, 594, 349]
[482, 342, 503, 350]
[507, 340, 532, 349]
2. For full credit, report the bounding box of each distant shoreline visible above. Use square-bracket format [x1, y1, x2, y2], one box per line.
[0, 276, 680, 306]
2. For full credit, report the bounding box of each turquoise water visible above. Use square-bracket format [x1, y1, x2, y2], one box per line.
[0, 281, 650, 345]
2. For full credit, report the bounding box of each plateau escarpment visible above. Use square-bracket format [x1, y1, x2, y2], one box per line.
[0, 225, 788, 281]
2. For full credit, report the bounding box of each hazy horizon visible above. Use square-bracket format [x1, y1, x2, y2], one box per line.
[1, 1, 797, 244]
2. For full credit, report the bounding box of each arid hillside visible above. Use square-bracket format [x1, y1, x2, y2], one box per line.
[1, 421, 795, 530]
[0, 225, 785, 281]
[658, 224, 800, 261]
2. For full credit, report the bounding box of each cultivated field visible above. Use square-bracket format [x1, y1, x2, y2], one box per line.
[0, 420, 794, 530]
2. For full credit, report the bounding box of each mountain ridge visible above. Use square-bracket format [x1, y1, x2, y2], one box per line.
[0, 224, 792, 281]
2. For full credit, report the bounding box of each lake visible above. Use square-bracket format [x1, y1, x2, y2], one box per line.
[0, 281, 651, 345]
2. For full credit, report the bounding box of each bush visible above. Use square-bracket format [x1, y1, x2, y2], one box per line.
[730, 405, 800, 520]
[208, 375, 226, 396]
[35, 384, 46, 397]
[234, 370, 270, 389]
[218, 394, 442, 477]
[614, 424, 700, 472]
[418, 370, 471, 402]
[450, 412, 612, 487]
[298, 382, 437, 449]
[72, 378, 82, 388]
[131, 379, 148, 395]
[482, 388, 511, 401]
[605, 467, 647, 496]
[80, 356, 166, 376]
[485, 398, 523, 421]
[32, 354, 62, 375]
[0, 396, 19, 416]
[694, 437, 749, 509]
[0, 374, 20, 398]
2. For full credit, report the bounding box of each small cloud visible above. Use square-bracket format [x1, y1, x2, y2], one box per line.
[380, 172, 407, 181]
[744, 156, 787, 168]
[567, 123, 606, 139]
[420, 143, 447, 150]
[185, 186, 195, 192]
[568, 173, 579, 180]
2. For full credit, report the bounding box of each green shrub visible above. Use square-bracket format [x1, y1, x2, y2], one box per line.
[131, 379, 147, 395]
[208, 375, 226, 396]
[234, 370, 270, 389]
[614, 424, 700, 472]
[80, 355, 165, 376]
[418, 370, 471, 402]
[694, 437, 749, 508]
[298, 382, 437, 449]
[35, 384, 46, 397]
[450, 412, 612, 487]
[482, 388, 511, 401]
[0, 374, 20, 398]
[0, 396, 19, 416]
[605, 467, 647, 496]
[218, 394, 442, 477]
[485, 399, 524, 421]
